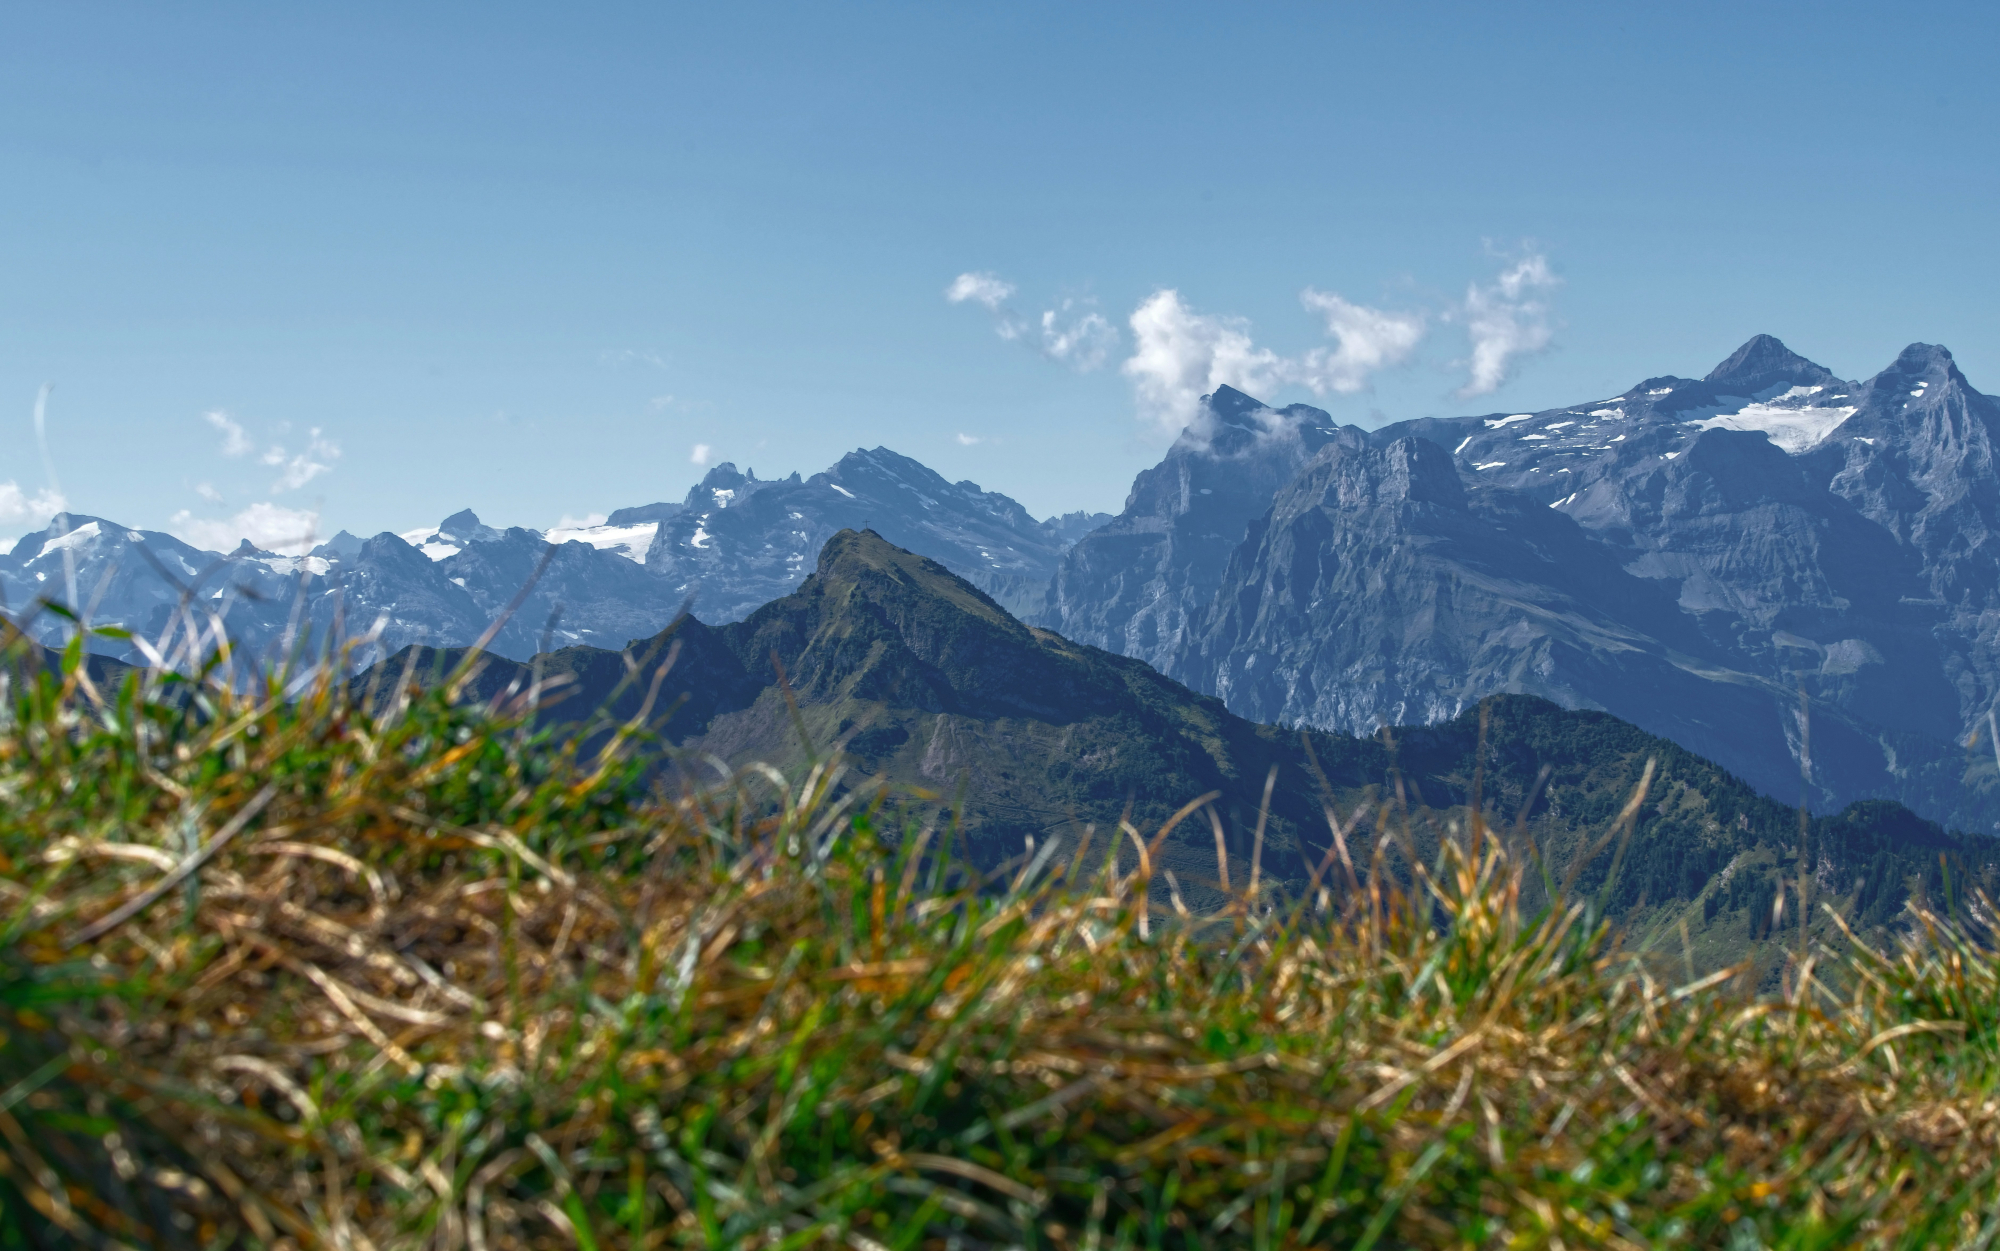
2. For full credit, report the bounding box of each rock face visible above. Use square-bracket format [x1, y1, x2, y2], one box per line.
[646, 448, 1107, 623]
[1039, 386, 1355, 669]
[1141, 337, 2000, 831]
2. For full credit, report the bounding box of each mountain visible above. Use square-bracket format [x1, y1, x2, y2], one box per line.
[0, 433, 1105, 674]
[1039, 385, 1354, 670]
[376, 528, 1998, 967]
[0, 509, 689, 672]
[645, 448, 1108, 623]
[1074, 337, 2000, 832]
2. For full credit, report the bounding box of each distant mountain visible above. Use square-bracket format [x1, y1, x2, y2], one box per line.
[1039, 385, 1353, 669]
[376, 528, 1998, 966]
[645, 448, 1108, 623]
[1054, 336, 2000, 832]
[0, 445, 1106, 676]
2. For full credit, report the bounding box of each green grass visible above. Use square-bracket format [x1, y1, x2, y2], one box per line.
[5, 622, 2000, 1249]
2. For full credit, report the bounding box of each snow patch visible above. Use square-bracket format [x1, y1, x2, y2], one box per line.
[689, 523, 712, 550]
[1452, 435, 1473, 455]
[40, 521, 102, 555]
[1588, 408, 1625, 419]
[828, 483, 857, 499]
[1518, 433, 1550, 442]
[1484, 414, 1535, 429]
[1686, 385, 1858, 453]
[543, 520, 659, 564]
[1473, 461, 1508, 471]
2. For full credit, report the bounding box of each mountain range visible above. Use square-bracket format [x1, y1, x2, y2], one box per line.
[10, 332, 2000, 835]
[1045, 336, 2000, 834]
[366, 527, 1998, 973]
[0, 447, 1107, 674]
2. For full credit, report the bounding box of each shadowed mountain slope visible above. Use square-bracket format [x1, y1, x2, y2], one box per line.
[372, 530, 1997, 965]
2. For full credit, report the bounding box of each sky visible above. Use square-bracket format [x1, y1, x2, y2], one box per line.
[4, 1, 2000, 552]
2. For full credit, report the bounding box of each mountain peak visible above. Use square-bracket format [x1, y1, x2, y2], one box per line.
[436, 510, 504, 544]
[1704, 334, 1838, 393]
[1203, 385, 1273, 429]
[1888, 342, 1959, 378]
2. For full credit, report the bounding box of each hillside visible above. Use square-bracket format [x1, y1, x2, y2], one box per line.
[377, 529, 1997, 967]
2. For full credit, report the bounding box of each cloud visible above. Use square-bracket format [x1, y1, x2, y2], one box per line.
[195, 482, 223, 504]
[204, 410, 252, 457]
[601, 349, 669, 370]
[265, 428, 341, 493]
[1038, 302, 1118, 371]
[168, 502, 323, 556]
[552, 512, 608, 531]
[956, 433, 982, 446]
[649, 394, 675, 411]
[691, 443, 712, 467]
[948, 273, 1119, 372]
[945, 272, 1016, 311]
[1455, 253, 1560, 398]
[1296, 290, 1426, 392]
[1120, 288, 1424, 437]
[0, 482, 65, 529]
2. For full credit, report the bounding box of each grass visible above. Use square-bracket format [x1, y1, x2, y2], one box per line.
[4, 619, 2000, 1249]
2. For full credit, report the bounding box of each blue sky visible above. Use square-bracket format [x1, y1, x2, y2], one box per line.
[4, 1, 1998, 550]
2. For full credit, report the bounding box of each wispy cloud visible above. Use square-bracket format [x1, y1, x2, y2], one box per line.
[1121, 288, 1425, 437]
[1037, 302, 1118, 371]
[1297, 290, 1427, 392]
[945, 272, 1015, 311]
[690, 443, 713, 467]
[956, 433, 983, 446]
[1454, 253, 1560, 398]
[600, 349, 670, 370]
[195, 482, 223, 504]
[264, 428, 341, 493]
[948, 272, 1119, 372]
[0, 482, 65, 530]
[168, 502, 322, 556]
[204, 410, 252, 457]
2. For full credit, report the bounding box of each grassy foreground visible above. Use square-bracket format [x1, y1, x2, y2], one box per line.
[3, 629, 2000, 1249]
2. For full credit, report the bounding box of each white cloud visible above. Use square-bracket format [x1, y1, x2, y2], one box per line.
[1296, 290, 1426, 393]
[554, 512, 608, 530]
[601, 348, 669, 370]
[1121, 288, 1424, 438]
[945, 271, 1016, 311]
[1455, 253, 1560, 398]
[649, 394, 675, 411]
[691, 443, 713, 466]
[1123, 290, 1288, 438]
[204, 410, 252, 457]
[168, 502, 323, 556]
[195, 482, 223, 504]
[261, 429, 341, 493]
[949, 274, 1119, 372]
[956, 433, 983, 446]
[1038, 302, 1118, 371]
[0, 482, 65, 528]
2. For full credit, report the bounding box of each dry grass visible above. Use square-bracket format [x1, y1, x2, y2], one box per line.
[4, 621, 2000, 1249]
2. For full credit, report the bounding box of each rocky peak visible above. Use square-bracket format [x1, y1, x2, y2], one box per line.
[1705, 334, 1839, 395]
[436, 510, 504, 545]
[681, 463, 773, 512]
[1202, 385, 1271, 431]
